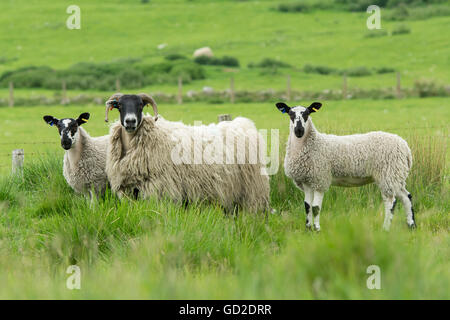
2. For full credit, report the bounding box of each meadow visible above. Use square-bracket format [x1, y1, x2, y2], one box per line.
[1, 0, 449, 101]
[0, 0, 448, 300]
[0, 98, 448, 299]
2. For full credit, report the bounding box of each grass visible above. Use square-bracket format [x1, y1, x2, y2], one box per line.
[0, 0, 448, 299]
[0, 0, 449, 98]
[0, 98, 448, 298]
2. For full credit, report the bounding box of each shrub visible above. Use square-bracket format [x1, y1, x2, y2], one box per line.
[392, 24, 411, 35]
[335, 0, 389, 11]
[278, 3, 311, 12]
[342, 66, 372, 77]
[0, 59, 206, 90]
[220, 56, 240, 67]
[164, 53, 187, 61]
[194, 55, 240, 67]
[249, 58, 291, 69]
[277, 1, 332, 12]
[376, 67, 395, 74]
[170, 61, 206, 82]
[386, 4, 450, 21]
[303, 64, 337, 75]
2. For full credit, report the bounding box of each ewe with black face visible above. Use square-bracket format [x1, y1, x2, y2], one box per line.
[104, 93, 271, 214]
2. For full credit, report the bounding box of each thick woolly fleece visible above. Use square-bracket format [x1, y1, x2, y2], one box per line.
[284, 119, 412, 197]
[63, 127, 109, 195]
[106, 116, 270, 213]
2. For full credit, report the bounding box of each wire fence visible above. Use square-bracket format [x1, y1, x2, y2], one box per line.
[0, 124, 447, 173]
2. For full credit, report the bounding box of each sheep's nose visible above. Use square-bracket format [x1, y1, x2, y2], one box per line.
[294, 128, 304, 138]
[61, 141, 71, 150]
[125, 118, 137, 126]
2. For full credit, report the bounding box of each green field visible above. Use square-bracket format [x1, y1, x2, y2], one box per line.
[0, 99, 448, 298]
[1, 0, 449, 100]
[0, 0, 449, 300]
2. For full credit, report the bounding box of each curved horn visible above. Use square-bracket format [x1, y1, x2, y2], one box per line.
[138, 93, 158, 121]
[105, 93, 123, 122]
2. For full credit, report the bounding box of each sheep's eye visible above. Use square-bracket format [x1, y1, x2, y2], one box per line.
[289, 112, 295, 122]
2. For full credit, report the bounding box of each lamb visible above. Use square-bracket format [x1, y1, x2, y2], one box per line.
[43, 113, 109, 197]
[276, 101, 415, 231]
[104, 93, 270, 213]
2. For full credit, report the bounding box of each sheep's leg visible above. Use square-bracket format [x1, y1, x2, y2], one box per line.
[303, 184, 314, 230]
[312, 190, 324, 231]
[87, 190, 95, 209]
[397, 188, 416, 229]
[382, 194, 396, 231]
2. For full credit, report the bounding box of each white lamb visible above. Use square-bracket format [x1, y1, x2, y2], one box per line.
[43, 113, 109, 197]
[276, 102, 415, 231]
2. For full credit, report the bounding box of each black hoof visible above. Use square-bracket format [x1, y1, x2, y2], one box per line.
[408, 223, 417, 229]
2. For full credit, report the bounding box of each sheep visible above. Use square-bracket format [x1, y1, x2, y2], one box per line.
[104, 93, 270, 213]
[43, 113, 109, 198]
[276, 101, 415, 231]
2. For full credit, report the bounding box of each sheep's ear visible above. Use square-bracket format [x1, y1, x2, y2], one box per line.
[276, 102, 291, 114]
[307, 102, 322, 113]
[43, 115, 58, 127]
[77, 113, 90, 126]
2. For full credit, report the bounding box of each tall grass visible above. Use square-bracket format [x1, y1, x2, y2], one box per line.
[0, 127, 448, 298]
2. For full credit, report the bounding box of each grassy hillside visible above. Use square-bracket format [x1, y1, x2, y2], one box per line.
[0, 0, 449, 99]
[0, 0, 448, 299]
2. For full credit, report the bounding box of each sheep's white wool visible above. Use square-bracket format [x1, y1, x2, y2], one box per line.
[285, 119, 411, 195]
[283, 105, 414, 230]
[63, 127, 109, 195]
[106, 116, 270, 213]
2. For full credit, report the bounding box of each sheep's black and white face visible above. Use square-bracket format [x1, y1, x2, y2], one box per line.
[43, 113, 90, 150]
[113, 95, 145, 133]
[276, 102, 322, 138]
[105, 93, 158, 129]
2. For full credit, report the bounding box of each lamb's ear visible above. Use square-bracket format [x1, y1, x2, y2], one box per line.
[307, 102, 322, 113]
[76, 113, 90, 126]
[276, 102, 291, 114]
[43, 115, 59, 127]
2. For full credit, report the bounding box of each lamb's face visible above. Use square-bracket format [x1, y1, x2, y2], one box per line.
[275, 102, 322, 138]
[289, 106, 309, 138]
[43, 113, 90, 150]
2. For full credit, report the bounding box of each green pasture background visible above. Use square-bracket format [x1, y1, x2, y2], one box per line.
[0, 0, 448, 299]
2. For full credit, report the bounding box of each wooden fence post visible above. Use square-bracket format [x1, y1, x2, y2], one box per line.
[177, 77, 183, 104]
[9, 82, 14, 107]
[115, 79, 121, 92]
[61, 80, 68, 105]
[218, 114, 232, 122]
[12, 149, 24, 175]
[396, 71, 402, 98]
[230, 77, 235, 104]
[342, 74, 347, 100]
[286, 75, 291, 101]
